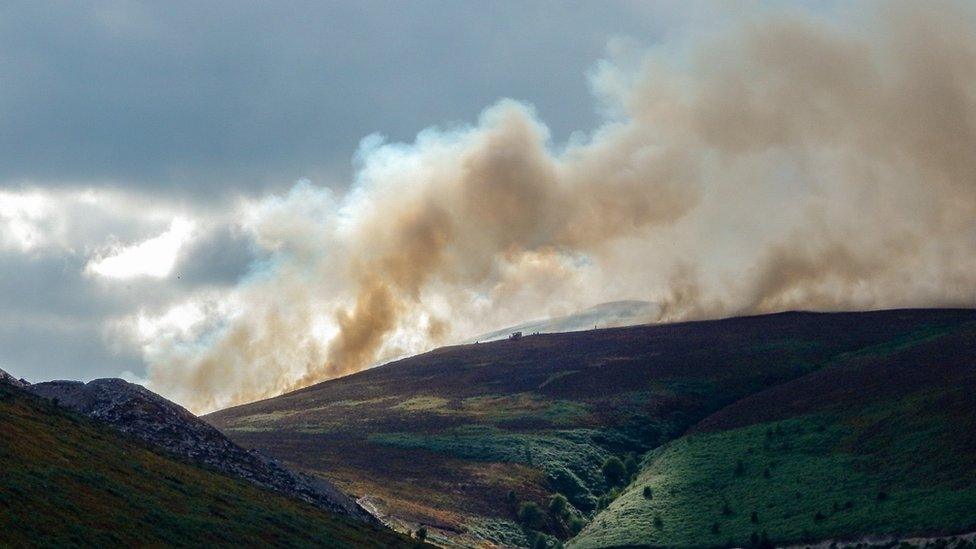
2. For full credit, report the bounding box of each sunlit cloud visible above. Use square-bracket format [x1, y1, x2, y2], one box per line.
[86, 218, 195, 279]
[0, 190, 59, 252]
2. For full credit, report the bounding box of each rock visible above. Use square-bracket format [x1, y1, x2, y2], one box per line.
[0, 367, 28, 388]
[28, 378, 374, 523]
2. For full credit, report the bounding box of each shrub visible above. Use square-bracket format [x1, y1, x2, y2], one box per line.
[518, 502, 546, 530]
[642, 486, 653, 500]
[711, 522, 720, 534]
[722, 500, 732, 516]
[568, 516, 585, 535]
[623, 454, 639, 477]
[751, 510, 759, 523]
[734, 459, 746, 477]
[652, 514, 663, 529]
[763, 467, 771, 479]
[548, 493, 568, 517]
[415, 527, 427, 542]
[602, 457, 627, 487]
[507, 490, 517, 506]
[814, 511, 826, 522]
[877, 491, 889, 502]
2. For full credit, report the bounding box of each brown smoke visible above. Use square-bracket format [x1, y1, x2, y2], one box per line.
[141, 1, 976, 413]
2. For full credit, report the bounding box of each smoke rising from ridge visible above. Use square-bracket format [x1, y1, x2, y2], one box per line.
[138, 1, 976, 413]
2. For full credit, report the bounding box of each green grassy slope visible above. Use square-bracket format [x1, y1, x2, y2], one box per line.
[571, 320, 976, 548]
[206, 309, 976, 547]
[0, 383, 417, 548]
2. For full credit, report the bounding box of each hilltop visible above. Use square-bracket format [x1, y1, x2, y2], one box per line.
[206, 308, 976, 547]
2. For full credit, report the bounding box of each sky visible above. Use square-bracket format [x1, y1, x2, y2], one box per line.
[2, 1, 974, 413]
[0, 1, 697, 381]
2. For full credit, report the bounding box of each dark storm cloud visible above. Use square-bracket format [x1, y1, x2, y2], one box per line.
[0, 0, 681, 197]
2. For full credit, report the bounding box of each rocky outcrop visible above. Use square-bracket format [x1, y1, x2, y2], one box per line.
[0, 367, 28, 388]
[28, 378, 373, 523]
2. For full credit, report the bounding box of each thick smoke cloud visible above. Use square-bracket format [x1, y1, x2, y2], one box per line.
[140, 1, 976, 413]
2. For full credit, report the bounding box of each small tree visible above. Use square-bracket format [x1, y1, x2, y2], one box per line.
[415, 527, 427, 542]
[734, 459, 745, 477]
[602, 456, 627, 487]
[507, 490, 517, 507]
[642, 486, 653, 500]
[568, 516, 585, 535]
[750, 510, 759, 524]
[548, 493, 568, 517]
[652, 514, 663, 529]
[518, 501, 546, 530]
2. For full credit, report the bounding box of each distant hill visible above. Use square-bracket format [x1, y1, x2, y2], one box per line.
[206, 308, 976, 547]
[0, 378, 416, 547]
[468, 300, 659, 342]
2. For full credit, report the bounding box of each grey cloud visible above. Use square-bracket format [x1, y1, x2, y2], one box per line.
[0, 1, 691, 198]
[0, 320, 143, 383]
[173, 225, 258, 287]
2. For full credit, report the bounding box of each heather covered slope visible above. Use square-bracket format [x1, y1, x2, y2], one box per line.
[0, 383, 416, 548]
[571, 317, 976, 548]
[206, 309, 976, 547]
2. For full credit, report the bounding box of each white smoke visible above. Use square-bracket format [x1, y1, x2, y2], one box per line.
[134, 1, 976, 413]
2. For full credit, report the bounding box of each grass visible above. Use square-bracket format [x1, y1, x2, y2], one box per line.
[457, 393, 591, 425]
[0, 384, 416, 548]
[370, 425, 611, 510]
[572, 324, 976, 548]
[572, 416, 976, 547]
[393, 396, 451, 411]
[464, 517, 531, 547]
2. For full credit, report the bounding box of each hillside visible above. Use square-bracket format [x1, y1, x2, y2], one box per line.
[0, 381, 418, 547]
[571, 315, 976, 547]
[205, 309, 976, 547]
[27, 377, 369, 521]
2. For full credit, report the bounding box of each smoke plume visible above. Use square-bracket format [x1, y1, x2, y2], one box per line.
[139, 1, 976, 412]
